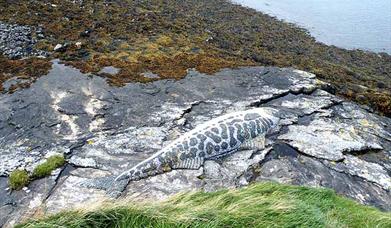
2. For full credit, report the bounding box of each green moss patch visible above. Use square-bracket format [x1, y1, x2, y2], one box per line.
[31, 155, 65, 179]
[17, 182, 391, 227]
[9, 169, 29, 190]
[8, 155, 65, 190]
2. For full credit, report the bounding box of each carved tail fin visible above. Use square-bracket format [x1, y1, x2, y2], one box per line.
[114, 167, 136, 181]
[114, 152, 170, 182]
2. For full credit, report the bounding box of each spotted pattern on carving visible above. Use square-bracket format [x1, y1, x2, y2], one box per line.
[249, 121, 257, 137]
[205, 131, 222, 143]
[229, 118, 243, 125]
[177, 144, 184, 151]
[197, 134, 206, 150]
[220, 123, 228, 139]
[197, 134, 207, 140]
[221, 142, 229, 150]
[262, 119, 269, 132]
[233, 123, 244, 143]
[266, 118, 273, 127]
[190, 137, 198, 146]
[183, 141, 189, 150]
[114, 108, 279, 183]
[211, 127, 219, 134]
[206, 142, 214, 154]
[198, 142, 205, 151]
[190, 148, 198, 157]
[255, 119, 262, 133]
[244, 113, 261, 121]
[243, 123, 251, 139]
[228, 126, 237, 148]
[264, 119, 270, 130]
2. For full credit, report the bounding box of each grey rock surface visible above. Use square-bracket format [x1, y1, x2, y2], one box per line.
[0, 62, 390, 227]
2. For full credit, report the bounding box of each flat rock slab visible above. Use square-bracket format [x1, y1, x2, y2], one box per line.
[0, 62, 390, 226]
[278, 118, 383, 161]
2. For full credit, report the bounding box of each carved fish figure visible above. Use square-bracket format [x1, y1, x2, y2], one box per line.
[115, 107, 280, 182]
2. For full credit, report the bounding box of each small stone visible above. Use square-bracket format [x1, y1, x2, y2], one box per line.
[376, 81, 386, 88]
[75, 42, 82, 48]
[53, 44, 63, 52]
[356, 95, 367, 103]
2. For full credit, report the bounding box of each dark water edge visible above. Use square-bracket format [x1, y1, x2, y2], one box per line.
[232, 0, 391, 54]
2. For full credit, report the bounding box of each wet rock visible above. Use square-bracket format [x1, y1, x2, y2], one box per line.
[142, 71, 160, 79]
[98, 66, 120, 75]
[1, 63, 390, 226]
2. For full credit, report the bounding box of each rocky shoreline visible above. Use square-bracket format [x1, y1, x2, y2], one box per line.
[0, 1, 390, 227]
[1, 62, 390, 227]
[1, 0, 390, 115]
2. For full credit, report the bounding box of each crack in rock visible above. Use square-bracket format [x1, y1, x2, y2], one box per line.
[324, 155, 391, 190]
[278, 118, 383, 161]
[1, 63, 390, 225]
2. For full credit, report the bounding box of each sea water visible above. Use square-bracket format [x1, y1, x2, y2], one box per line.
[232, 0, 391, 54]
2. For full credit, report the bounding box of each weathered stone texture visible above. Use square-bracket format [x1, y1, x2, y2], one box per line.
[1, 62, 390, 227]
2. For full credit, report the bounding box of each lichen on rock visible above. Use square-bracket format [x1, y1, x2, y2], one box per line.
[0, 62, 390, 227]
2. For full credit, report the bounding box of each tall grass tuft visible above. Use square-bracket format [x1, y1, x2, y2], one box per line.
[18, 182, 391, 228]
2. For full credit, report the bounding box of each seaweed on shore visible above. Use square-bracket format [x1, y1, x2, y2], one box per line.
[0, 55, 51, 93]
[0, 0, 390, 115]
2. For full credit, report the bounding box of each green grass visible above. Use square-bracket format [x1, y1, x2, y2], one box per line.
[18, 182, 391, 228]
[9, 169, 29, 190]
[31, 155, 65, 179]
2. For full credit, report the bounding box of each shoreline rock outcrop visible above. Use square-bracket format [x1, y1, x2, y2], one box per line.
[0, 62, 390, 227]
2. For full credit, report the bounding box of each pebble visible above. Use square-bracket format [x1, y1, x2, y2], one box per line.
[75, 42, 82, 48]
[54, 44, 63, 51]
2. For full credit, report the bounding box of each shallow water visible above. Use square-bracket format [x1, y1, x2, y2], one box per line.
[99, 66, 120, 75]
[232, 0, 391, 54]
